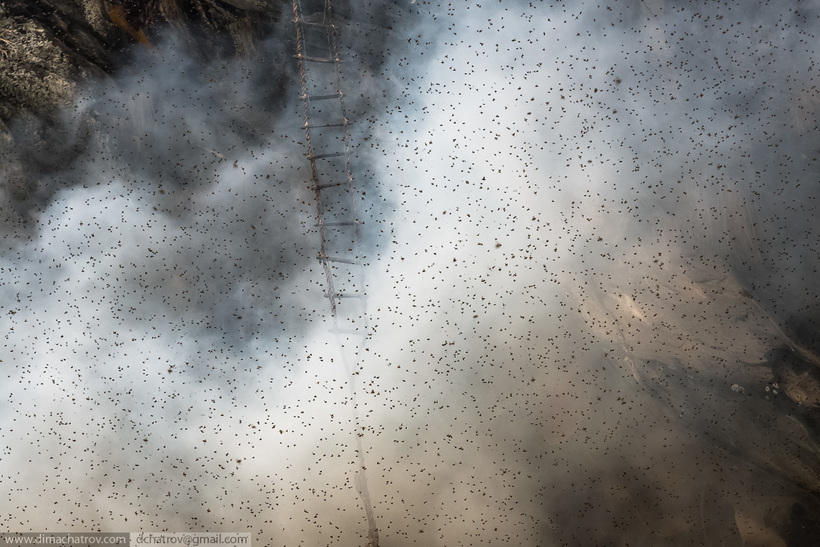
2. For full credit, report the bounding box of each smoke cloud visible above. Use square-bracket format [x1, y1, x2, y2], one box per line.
[2, 1, 819, 545]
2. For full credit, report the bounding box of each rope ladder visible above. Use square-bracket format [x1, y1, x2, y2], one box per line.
[292, 1, 379, 545]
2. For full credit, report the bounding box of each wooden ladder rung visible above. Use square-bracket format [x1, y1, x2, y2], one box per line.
[316, 181, 347, 190]
[304, 92, 342, 101]
[319, 221, 358, 227]
[294, 54, 337, 63]
[294, 19, 334, 29]
[308, 152, 344, 160]
[317, 255, 359, 265]
[328, 327, 361, 335]
[302, 122, 348, 130]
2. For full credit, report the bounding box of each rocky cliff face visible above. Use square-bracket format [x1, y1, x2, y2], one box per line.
[0, 0, 285, 213]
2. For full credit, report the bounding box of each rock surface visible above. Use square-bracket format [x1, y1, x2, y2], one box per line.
[0, 0, 284, 211]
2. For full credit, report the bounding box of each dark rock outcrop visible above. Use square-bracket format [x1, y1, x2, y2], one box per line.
[0, 0, 285, 212]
